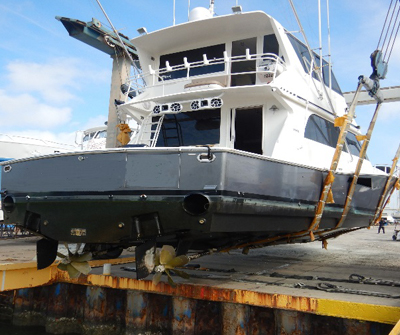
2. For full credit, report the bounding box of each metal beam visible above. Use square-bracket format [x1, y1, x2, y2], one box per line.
[343, 86, 400, 106]
[56, 16, 138, 148]
[55, 16, 138, 59]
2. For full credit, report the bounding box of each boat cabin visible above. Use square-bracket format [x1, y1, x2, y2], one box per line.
[118, 9, 370, 172]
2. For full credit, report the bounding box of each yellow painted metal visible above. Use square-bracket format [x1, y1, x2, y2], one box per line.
[55, 271, 400, 325]
[0, 262, 56, 292]
[389, 318, 400, 335]
[2, 260, 400, 325]
[0, 256, 136, 292]
[318, 299, 400, 325]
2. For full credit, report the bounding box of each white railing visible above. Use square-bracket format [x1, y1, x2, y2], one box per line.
[122, 51, 286, 101]
[0, 133, 75, 148]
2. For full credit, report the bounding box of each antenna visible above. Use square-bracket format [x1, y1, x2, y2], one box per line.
[327, 0, 332, 90]
[318, 0, 323, 70]
[209, 0, 215, 16]
[288, 0, 336, 115]
[173, 0, 176, 25]
[95, 0, 135, 66]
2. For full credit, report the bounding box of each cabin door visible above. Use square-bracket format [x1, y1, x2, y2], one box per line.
[234, 107, 263, 155]
[231, 37, 257, 86]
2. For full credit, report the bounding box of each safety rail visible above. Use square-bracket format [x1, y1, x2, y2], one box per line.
[121, 51, 286, 102]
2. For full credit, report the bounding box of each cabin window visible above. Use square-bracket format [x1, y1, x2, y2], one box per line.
[346, 132, 362, 156]
[376, 166, 391, 173]
[231, 37, 257, 86]
[305, 115, 367, 157]
[287, 34, 342, 95]
[263, 34, 279, 55]
[155, 109, 220, 147]
[234, 107, 263, 154]
[83, 132, 95, 142]
[304, 114, 339, 148]
[97, 130, 107, 139]
[159, 44, 225, 81]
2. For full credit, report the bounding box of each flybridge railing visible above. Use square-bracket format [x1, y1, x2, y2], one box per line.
[121, 51, 286, 101]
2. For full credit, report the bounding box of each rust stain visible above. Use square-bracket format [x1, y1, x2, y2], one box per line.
[54, 268, 318, 314]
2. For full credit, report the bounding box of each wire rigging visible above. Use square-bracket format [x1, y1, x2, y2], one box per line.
[377, 0, 400, 64]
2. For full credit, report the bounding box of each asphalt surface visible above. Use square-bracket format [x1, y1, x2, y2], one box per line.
[1, 225, 399, 306]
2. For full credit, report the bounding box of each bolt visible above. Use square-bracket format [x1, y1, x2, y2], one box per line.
[199, 218, 206, 225]
[118, 222, 125, 229]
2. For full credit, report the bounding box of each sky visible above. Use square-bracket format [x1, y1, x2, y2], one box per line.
[0, 0, 399, 165]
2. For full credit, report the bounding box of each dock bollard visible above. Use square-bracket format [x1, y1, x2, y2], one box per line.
[103, 263, 111, 275]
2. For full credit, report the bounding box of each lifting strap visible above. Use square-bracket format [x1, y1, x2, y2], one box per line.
[372, 144, 400, 225]
[335, 102, 383, 228]
[307, 81, 363, 238]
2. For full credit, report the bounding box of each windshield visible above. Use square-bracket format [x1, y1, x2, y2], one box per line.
[155, 109, 221, 147]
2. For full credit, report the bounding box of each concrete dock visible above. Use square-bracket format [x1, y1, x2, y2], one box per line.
[0, 226, 399, 334]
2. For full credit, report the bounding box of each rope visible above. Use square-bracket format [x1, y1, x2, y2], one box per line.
[377, 0, 400, 63]
[377, 0, 394, 49]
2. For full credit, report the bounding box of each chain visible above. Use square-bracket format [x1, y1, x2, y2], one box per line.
[316, 282, 400, 299]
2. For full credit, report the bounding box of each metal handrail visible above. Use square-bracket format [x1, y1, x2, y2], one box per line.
[122, 52, 286, 101]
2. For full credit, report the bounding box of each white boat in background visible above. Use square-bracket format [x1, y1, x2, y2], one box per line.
[0, 134, 77, 162]
[76, 126, 108, 151]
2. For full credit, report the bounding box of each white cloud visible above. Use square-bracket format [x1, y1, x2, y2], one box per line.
[0, 89, 72, 129]
[5, 58, 101, 104]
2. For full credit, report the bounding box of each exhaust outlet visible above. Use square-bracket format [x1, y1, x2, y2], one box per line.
[183, 193, 210, 216]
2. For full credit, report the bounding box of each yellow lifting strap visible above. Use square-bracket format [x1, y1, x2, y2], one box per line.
[372, 144, 400, 225]
[308, 82, 363, 233]
[335, 102, 383, 229]
[116, 123, 132, 146]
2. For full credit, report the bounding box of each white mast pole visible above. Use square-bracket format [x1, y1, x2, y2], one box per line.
[188, 0, 191, 21]
[318, 0, 323, 68]
[210, 0, 215, 16]
[173, 0, 176, 25]
[327, 0, 332, 90]
[288, 0, 336, 115]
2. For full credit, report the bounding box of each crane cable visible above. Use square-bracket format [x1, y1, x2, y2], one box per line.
[377, 0, 400, 64]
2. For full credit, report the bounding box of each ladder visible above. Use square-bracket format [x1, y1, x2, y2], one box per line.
[161, 114, 183, 147]
[134, 114, 165, 147]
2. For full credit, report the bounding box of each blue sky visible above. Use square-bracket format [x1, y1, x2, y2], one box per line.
[0, 0, 399, 165]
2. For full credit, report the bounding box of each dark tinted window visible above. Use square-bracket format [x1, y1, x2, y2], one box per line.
[287, 34, 342, 95]
[263, 34, 279, 55]
[159, 44, 225, 81]
[305, 114, 339, 148]
[156, 109, 220, 147]
[346, 132, 362, 156]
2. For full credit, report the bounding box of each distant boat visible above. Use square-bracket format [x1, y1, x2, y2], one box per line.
[0, 133, 76, 162]
[1, 1, 398, 280]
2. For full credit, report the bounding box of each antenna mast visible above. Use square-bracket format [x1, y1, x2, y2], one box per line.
[288, 0, 336, 115]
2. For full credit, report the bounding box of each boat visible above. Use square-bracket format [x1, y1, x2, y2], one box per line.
[0, 133, 76, 162]
[1, 1, 398, 279]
